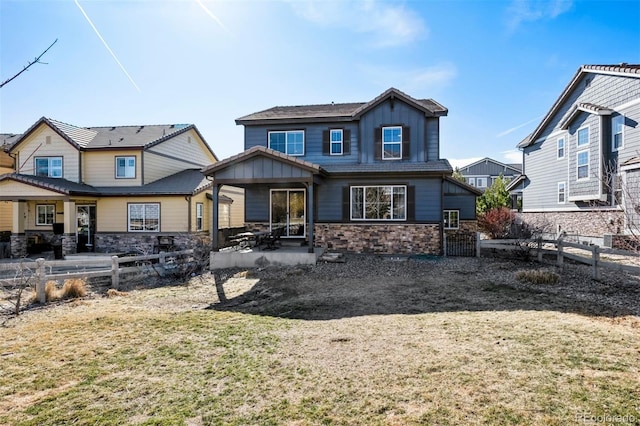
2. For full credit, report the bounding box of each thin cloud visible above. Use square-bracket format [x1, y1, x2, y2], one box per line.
[290, 0, 426, 48]
[501, 149, 523, 164]
[506, 0, 573, 32]
[449, 157, 483, 170]
[496, 115, 544, 138]
[74, 0, 141, 93]
[195, 0, 230, 34]
[360, 62, 457, 92]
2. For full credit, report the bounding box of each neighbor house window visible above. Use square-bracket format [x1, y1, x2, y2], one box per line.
[444, 210, 459, 229]
[330, 129, 343, 155]
[476, 177, 487, 188]
[612, 114, 624, 151]
[36, 205, 55, 225]
[382, 126, 402, 160]
[128, 203, 160, 232]
[577, 150, 589, 180]
[558, 182, 566, 204]
[116, 156, 136, 178]
[557, 137, 565, 159]
[35, 157, 62, 178]
[268, 130, 304, 156]
[351, 185, 406, 220]
[577, 127, 589, 147]
[196, 202, 203, 231]
[467, 177, 476, 187]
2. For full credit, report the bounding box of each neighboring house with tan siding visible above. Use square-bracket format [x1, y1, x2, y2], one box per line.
[0, 117, 243, 258]
[1, 135, 18, 253]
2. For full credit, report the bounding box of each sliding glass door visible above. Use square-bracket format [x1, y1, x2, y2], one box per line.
[270, 189, 305, 237]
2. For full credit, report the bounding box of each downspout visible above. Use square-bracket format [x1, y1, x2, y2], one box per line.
[185, 195, 192, 233]
[440, 174, 445, 256]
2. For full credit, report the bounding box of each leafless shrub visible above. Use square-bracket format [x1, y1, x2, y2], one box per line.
[1, 260, 35, 320]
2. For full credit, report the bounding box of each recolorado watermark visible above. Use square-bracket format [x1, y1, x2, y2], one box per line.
[575, 412, 638, 424]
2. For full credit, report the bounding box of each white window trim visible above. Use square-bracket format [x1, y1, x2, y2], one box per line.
[196, 202, 204, 231]
[577, 126, 589, 148]
[36, 204, 55, 225]
[557, 182, 566, 204]
[330, 129, 343, 156]
[612, 114, 624, 152]
[115, 156, 136, 179]
[443, 210, 460, 230]
[476, 177, 487, 188]
[128, 203, 160, 232]
[268, 130, 305, 156]
[467, 177, 476, 187]
[576, 149, 590, 181]
[382, 126, 402, 160]
[35, 156, 63, 178]
[350, 185, 407, 221]
[557, 137, 565, 159]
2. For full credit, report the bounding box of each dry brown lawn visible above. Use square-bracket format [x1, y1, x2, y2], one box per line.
[1, 255, 639, 425]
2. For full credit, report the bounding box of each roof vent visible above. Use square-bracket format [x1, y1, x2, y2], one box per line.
[620, 62, 628, 67]
[110, 126, 116, 131]
[136, 125, 144, 133]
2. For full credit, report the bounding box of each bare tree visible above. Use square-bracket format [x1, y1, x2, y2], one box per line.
[1, 261, 35, 323]
[0, 39, 58, 88]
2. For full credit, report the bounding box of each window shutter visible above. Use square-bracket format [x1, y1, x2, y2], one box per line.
[342, 186, 350, 221]
[322, 130, 330, 155]
[374, 127, 382, 160]
[407, 185, 415, 222]
[402, 126, 411, 160]
[343, 129, 351, 155]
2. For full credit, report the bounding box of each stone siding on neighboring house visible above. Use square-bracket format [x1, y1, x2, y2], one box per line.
[314, 223, 441, 255]
[94, 232, 211, 254]
[518, 211, 623, 238]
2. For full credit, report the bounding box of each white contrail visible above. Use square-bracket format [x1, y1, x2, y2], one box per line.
[496, 115, 544, 138]
[74, 0, 141, 92]
[195, 0, 230, 34]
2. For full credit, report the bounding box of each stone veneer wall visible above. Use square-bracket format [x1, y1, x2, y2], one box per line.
[10, 234, 26, 258]
[314, 223, 441, 255]
[518, 211, 623, 238]
[94, 232, 211, 254]
[445, 220, 477, 235]
[61, 234, 77, 255]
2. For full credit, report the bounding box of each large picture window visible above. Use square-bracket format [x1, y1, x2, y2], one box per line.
[350, 185, 406, 220]
[36, 205, 55, 225]
[116, 156, 136, 178]
[382, 126, 402, 160]
[577, 150, 589, 180]
[612, 115, 624, 151]
[35, 157, 62, 178]
[128, 203, 160, 232]
[268, 130, 304, 156]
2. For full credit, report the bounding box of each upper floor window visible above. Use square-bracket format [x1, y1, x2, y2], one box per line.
[557, 137, 565, 159]
[577, 150, 589, 180]
[444, 210, 459, 229]
[35, 157, 62, 178]
[268, 130, 304, 156]
[36, 204, 55, 225]
[382, 126, 402, 160]
[476, 177, 487, 188]
[330, 129, 343, 155]
[128, 203, 160, 232]
[196, 202, 203, 231]
[116, 156, 136, 178]
[467, 177, 476, 187]
[612, 114, 624, 151]
[577, 127, 589, 147]
[558, 182, 566, 204]
[351, 185, 406, 220]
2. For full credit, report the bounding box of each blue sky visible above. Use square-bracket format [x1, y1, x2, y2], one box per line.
[1, 0, 639, 168]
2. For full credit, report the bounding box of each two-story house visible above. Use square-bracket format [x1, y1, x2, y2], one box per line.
[0, 117, 244, 258]
[458, 157, 521, 190]
[203, 88, 481, 255]
[515, 64, 640, 243]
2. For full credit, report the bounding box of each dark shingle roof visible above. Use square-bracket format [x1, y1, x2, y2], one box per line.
[236, 87, 447, 124]
[0, 173, 99, 195]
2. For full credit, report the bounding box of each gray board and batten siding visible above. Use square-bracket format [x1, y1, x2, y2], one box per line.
[522, 72, 640, 212]
[208, 155, 316, 183]
[459, 159, 521, 177]
[443, 179, 478, 221]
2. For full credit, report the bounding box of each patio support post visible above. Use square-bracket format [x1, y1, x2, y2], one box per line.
[307, 182, 314, 253]
[212, 183, 220, 251]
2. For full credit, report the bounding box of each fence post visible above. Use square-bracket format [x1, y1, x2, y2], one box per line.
[443, 233, 447, 257]
[159, 251, 166, 277]
[35, 258, 46, 304]
[476, 232, 481, 258]
[557, 238, 564, 267]
[537, 237, 543, 262]
[111, 255, 119, 290]
[592, 246, 600, 281]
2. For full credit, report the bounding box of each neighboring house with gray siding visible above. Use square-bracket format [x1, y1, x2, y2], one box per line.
[458, 157, 521, 191]
[204, 88, 481, 255]
[516, 64, 640, 243]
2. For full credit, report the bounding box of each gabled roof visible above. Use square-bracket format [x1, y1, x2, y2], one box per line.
[506, 174, 526, 192]
[518, 64, 640, 149]
[8, 117, 218, 160]
[559, 103, 613, 130]
[202, 146, 324, 176]
[0, 173, 99, 195]
[458, 157, 522, 174]
[1, 133, 21, 150]
[444, 176, 483, 196]
[235, 87, 447, 125]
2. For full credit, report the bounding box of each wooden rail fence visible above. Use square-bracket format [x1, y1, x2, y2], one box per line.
[0, 249, 194, 303]
[481, 238, 640, 280]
